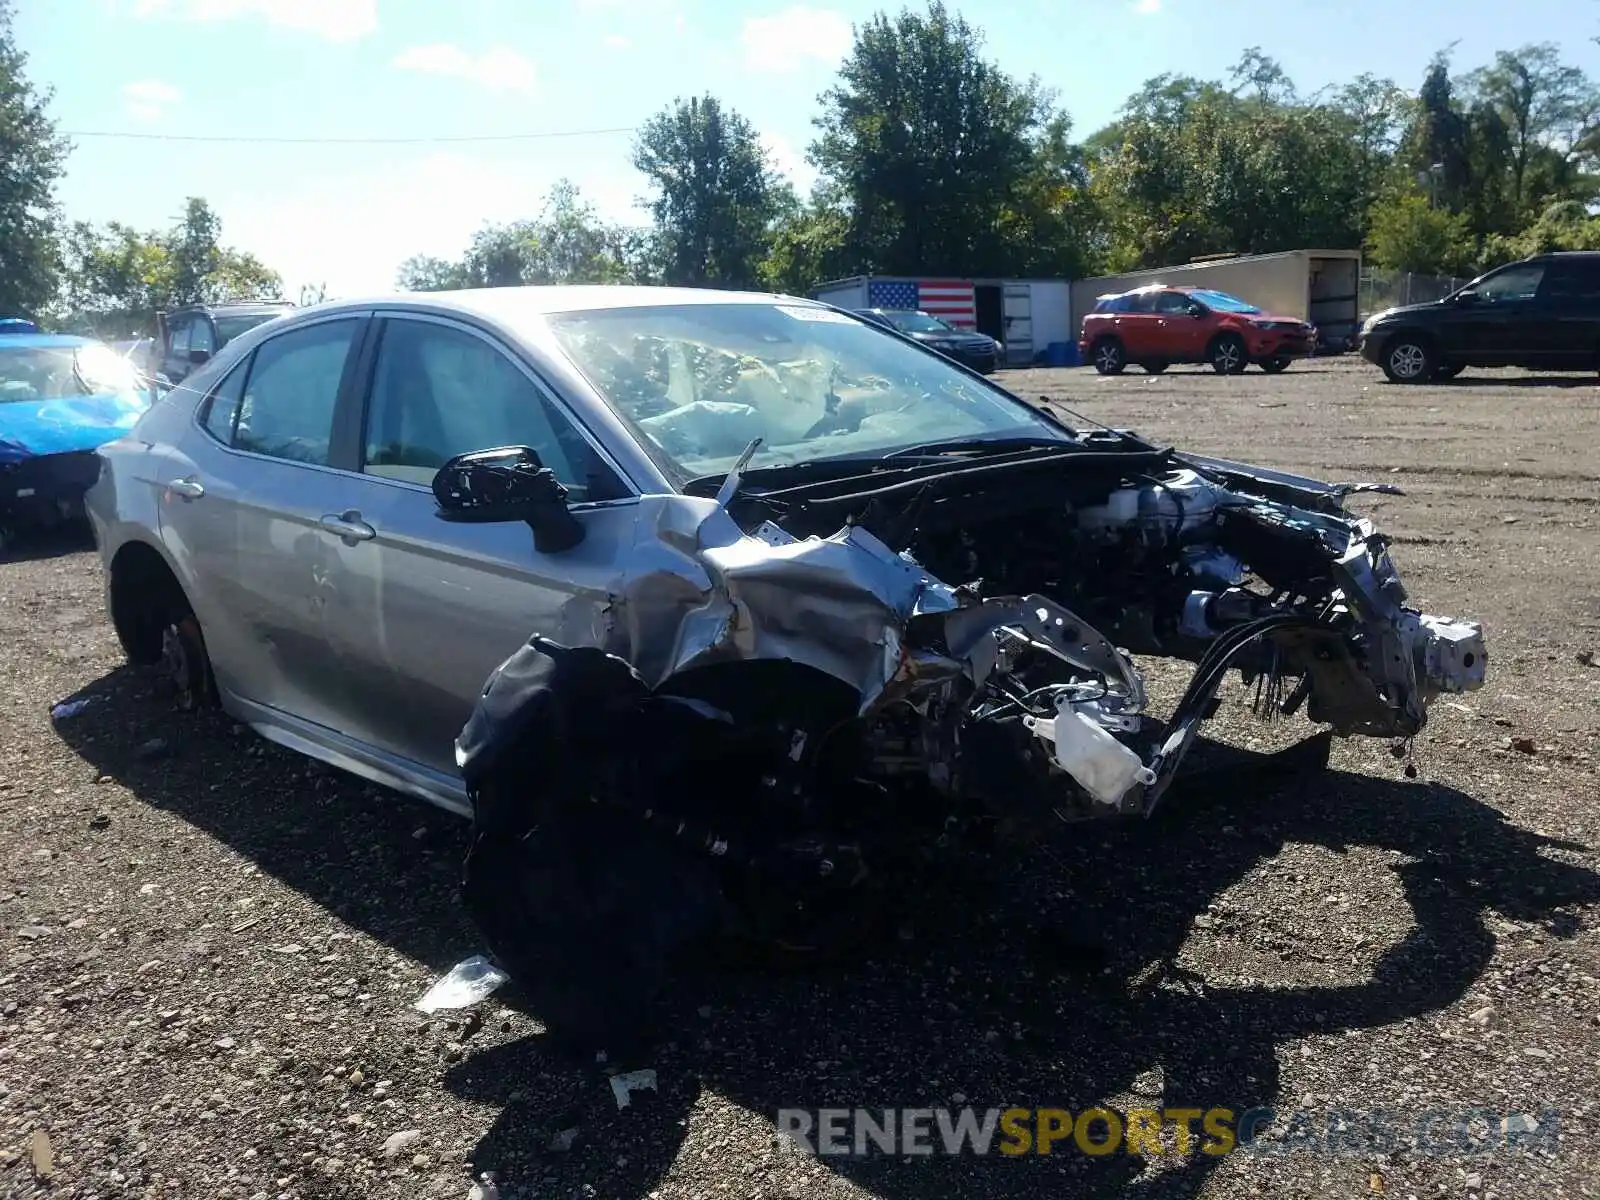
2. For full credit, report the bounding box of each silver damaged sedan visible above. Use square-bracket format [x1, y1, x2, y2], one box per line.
[86, 287, 1488, 1039]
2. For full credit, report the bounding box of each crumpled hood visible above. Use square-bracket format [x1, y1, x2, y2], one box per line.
[0, 389, 153, 463]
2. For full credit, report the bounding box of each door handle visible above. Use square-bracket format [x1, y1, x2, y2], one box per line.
[167, 477, 205, 500]
[319, 510, 376, 543]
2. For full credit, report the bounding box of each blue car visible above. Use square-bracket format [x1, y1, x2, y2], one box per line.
[0, 332, 156, 549]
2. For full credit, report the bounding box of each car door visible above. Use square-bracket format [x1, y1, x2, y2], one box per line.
[161, 316, 192, 384]
[1445, 261, 1549, 365]
[317, 312, 643, 779]
[157, 314, 370, 729]
[1105, 291, 1160, 358]
[1532, 258, 1600, 368]
[1150, 290, 1207, 360]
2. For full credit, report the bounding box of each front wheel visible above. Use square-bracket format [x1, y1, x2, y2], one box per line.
[160, 610, 215, 712]
[1091, 338, 1126, 375]
[1259, 357, 1291, 374]
[1209, 334, 1248, 375]
[1381, 337, 1437, 383]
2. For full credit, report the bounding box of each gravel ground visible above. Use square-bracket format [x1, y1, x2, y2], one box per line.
[2, 356, 1598, 1199]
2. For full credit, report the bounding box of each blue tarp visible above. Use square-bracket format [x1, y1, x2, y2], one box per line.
[0, 335, 154, 463]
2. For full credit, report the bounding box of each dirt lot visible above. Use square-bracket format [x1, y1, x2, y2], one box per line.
[2, 356, 1598, 1199]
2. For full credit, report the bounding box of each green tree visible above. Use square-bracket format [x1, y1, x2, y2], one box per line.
[396, 180, 655, 291]
[810, 1, 1069, 276]
[633, 95, 792, 288]
[0, 0, 70, 319]
[758, 196, 852, 295]
[1365, 190, 1475, 274]
[60, 199, 281, 337]
[1466, 43, 1597, 211]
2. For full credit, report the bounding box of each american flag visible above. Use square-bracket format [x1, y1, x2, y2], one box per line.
[867, 278, 977, 329]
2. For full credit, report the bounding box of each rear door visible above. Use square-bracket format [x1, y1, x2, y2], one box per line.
[317, 312, 643, 778]
[1533, 258, 1600, 367]
[1107, 291, 1160, 358]
[158, 314, 370, 728]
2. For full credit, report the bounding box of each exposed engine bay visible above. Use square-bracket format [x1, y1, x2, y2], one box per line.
[451, 420, 1487, 1042]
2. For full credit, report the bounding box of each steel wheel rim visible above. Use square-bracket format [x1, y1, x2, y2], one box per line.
[1391, 344, 1426, 378]
[161, 622, 194, 701]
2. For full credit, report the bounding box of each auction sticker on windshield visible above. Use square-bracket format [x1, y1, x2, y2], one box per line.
[777, 305, 855, 323]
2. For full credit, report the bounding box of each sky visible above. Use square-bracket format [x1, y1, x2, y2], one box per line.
[15, 0, 1600, 299]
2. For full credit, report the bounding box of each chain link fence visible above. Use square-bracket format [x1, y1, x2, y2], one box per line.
[1359, 268, 1468, 319]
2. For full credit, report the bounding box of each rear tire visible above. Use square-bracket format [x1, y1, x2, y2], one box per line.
[1260, 357, 1291, 374]
[1141, 360, 1169, 374]
[161, 610, 216, 713]
[1380, 336, 1437, 383]
[1091, 338, 1126, 375]
[1209, 334, 1248, 375]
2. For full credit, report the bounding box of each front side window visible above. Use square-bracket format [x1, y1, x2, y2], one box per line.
[1153, 291, 1197, 314]
[1469, 264, 1544, 303]
[546, 302, 1071, 480]
[362, 318, 624, 501]
[232, 319, 360, 465]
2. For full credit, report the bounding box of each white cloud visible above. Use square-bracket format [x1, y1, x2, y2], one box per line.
[602, 33, 631, 49]
[392, 44, 537, 94]
[1132, 0, 1161, 12]
[122, 78, 182, 121]
[130, 0, 377, 41]
[215, 153, 644, 298]
[762, 132, 817, 194]
[740, 6, 850, 72]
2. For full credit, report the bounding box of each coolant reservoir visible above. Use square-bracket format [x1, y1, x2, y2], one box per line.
[1026, 699, 1156, 807]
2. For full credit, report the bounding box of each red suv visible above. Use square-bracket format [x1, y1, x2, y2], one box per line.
[1079, 285, 1316, 375]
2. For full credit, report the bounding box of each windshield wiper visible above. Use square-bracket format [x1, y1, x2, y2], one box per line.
[875, 435, 1078, 462]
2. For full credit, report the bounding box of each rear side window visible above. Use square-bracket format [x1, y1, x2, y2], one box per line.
[232, 319, 361, 466]
[1539, 260, 1600, 301]
[201, 359, 250, 444]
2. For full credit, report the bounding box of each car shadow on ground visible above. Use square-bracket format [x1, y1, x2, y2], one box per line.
[0, 520, 95, 563]
[1437, 375, 1600, 389]
[57, 665, 1600, 1200]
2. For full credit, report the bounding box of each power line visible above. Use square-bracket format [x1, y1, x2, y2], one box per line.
[59, 125, 639, 145]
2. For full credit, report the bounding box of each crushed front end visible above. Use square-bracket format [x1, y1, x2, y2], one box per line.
[453, 433, 1486, 1044]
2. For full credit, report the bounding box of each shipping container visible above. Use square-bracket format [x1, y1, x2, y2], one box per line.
[810, 276, 1074, 366]
[1069, 250, 1363, 351]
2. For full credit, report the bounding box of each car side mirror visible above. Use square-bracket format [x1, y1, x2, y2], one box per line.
[188, 348, 211, 365]
[1453, 291, 1478, 306]
[1188, 305, 1205, 317]
[431, 445, 585, 554]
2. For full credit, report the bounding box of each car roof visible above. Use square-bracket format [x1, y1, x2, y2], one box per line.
[173, 301, 295, 315]
[0, 333, 97, 349]
[298, 285, 812, 324]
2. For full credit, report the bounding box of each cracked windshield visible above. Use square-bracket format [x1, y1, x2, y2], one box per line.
[547, 303, 1066, 478]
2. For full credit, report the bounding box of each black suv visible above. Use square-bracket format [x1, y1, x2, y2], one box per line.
[852, 308, 1002, 374]
[1358, 252, 1600, 383]
[154, 301, 295, 387]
